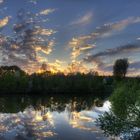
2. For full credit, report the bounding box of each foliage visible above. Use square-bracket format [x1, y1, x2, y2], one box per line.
[0, 66, 28, 93]
[0, 65, 113, 97]
[110, 80, 140, 122]
[97, 80, 140, 140]
[97, 112, 140, 140]
[97, 112, 134, 137]
[113, 58, 129, 78]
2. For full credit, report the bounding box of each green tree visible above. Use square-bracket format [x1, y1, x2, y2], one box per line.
[97, 80, 140, 140]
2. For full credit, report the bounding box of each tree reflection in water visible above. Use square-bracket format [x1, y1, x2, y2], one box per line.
[0, 95, 110, 140]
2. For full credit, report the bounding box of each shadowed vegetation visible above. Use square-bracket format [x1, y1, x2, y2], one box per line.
[0, 65, 113, 98]
[113, 58, 129, 78]
[97, 78, 140, 140]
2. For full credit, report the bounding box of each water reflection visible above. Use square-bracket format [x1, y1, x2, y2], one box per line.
[0, 95, 110, 140]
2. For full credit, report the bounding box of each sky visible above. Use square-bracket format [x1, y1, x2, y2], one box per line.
[0, 0, 140, 75]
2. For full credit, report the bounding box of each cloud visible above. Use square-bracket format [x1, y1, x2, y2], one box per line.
[69, 17, 140, 63]
[69, 37, 96, 62]
[0, 16, 10, 28]
[35, 40, 55, 55]
[0, 10, 56, 74]
[128, 61, 140, 76]
[40, 9, 55, 15]
[67, 17, 140, 74]
[28, 0, 38, 5]
[129, 61, 140, 70]
[101, 17, 140, 32]
[0, 0, 4, 4]
[83, 43, 140, 75]
[85, 43, 140, 63]
[3, 36, 55, 73]
[67, 61, 89, 74]
[39, 60, 89, 74]
[71, 16, 140, 43]
[48, 60, 65, 73]
[90, 17, 140, 39]
[99, 61, 140, 76]
[70, 12, 93, 26]
[38, 59, 66, 74]
[32, 27, 56, 36]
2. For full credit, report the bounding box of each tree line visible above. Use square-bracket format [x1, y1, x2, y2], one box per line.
[0, 65, 113, 98]
[0, 58, 129, 96]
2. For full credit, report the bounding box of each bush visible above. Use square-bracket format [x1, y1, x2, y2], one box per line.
[97, 80, 140, 140]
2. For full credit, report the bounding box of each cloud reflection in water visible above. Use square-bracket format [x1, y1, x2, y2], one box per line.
[0, 96, 110, 140]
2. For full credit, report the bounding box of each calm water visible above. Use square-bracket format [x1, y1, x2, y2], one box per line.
[0, 95, 110, 140]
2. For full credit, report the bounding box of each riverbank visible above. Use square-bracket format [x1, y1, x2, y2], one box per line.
[0, 70, 113, 98]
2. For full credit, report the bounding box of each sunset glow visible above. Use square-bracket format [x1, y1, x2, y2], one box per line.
[0, 0, 140, 75]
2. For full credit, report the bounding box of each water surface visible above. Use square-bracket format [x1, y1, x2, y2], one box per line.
[0, 95, 110, 140]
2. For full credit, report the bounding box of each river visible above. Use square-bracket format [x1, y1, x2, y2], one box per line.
[0, 94, 110, 140]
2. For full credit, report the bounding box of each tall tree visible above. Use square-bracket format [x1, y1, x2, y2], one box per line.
[113, 58, 129, 78]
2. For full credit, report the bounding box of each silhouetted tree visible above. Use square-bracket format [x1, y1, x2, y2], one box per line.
[0, 65, 25, 75]
[41, 63, 48, 71]
[113, 58, 129, 78]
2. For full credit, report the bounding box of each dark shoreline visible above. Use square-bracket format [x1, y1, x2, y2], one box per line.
[0, 91, 111, 99]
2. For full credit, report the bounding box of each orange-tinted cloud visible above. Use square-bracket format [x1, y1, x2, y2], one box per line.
[70, 12, 93, 26]
[0, 16, 9, 28]
[40, 9, 55, 15]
